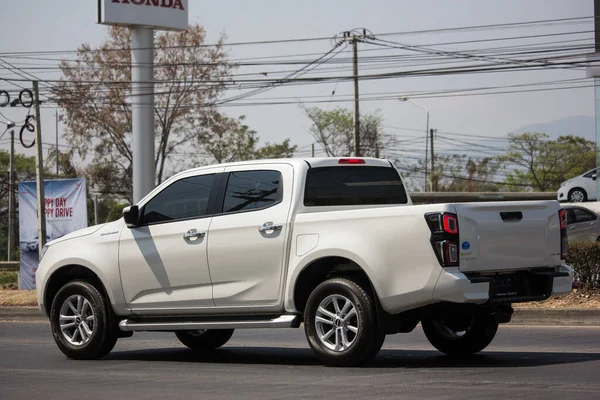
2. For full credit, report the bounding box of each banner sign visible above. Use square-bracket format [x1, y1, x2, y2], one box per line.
[97, 0, 189, 31]
[18, 179, 88, 290]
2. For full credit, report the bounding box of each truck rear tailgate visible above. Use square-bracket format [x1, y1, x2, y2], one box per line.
[454, 201, 563, 273]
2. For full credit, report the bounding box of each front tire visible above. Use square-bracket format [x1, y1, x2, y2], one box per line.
[421, 315, 498, 356]
[50, 280, 118, 360]
[568, 188, 587, 203]
[304, 277, 385, 367]
[175, 329, 234, 350]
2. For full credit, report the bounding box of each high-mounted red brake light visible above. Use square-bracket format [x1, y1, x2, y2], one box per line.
[443, 214, 458, 235]
[338, 158, 366, 164]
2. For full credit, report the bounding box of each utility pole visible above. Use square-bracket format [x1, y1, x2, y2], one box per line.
[594, 0, 600, 199]
[55, 109, 59, 179]
[374, 126, 380, 158]
[7, 124, 15, 261]
[338, 29, 373, 157]
[311, 143, 315, 157]
[33, 81, 47, 259]
[352, 38, 360, 157]
[430, 128, 437, 192]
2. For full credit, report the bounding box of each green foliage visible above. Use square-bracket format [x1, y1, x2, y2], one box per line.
[0, 271, 18, 289]
[401, 154, 503, 192]
[106, 202, 128, 223]
[566, 242, 600, 289]
[254, 139, 297, 160]
[502, 133, 596, 192]
[0, 150, 37, 261]
[202, 115, 296, 163]
[301, 106, 391, 157]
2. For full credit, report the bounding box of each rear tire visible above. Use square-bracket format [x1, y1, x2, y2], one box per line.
[304, 277, 384, 367]
[50, 280, 118, 360]
[422, 315, 498, 356]
[175, 329, 234, 350]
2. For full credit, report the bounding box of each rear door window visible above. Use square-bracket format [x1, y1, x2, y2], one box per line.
[222, 170, 283, 213]
[572, 208, 597, 223]
[304, 166, 407, 206]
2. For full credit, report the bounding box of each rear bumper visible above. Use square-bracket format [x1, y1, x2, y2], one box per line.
[432, 265, 574, 305]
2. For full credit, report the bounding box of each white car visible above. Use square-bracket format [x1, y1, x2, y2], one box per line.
[557, 168, 598, 203]
[36, 158, 573, 367]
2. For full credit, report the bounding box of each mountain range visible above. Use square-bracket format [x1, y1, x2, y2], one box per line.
[512, 115, 596, 142]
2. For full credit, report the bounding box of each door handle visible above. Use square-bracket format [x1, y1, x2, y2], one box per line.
[568, 226, 575, 230]
[258, 222, 283, 233]
[183, 229, 205, 240]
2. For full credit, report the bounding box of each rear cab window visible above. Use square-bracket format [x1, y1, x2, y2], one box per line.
[304, 166, 408, 206]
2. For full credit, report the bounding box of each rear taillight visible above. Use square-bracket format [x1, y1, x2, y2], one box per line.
[443, 214, 458, 234]
[559, 209, 567, 260]
[559, 209, 567, 229]
[425, 212, 460, 267]
[338, 158, 365, 164]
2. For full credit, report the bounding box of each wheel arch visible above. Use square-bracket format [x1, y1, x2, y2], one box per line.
[568, 187, 588, 201]
[43, 264, 112, 316]
[292, 256, 378, 315]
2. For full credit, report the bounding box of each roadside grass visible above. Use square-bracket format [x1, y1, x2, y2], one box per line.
[0, 290, 37, 307]
[0, 271, 18, 290]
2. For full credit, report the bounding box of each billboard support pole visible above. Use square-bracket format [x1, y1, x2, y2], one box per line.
[33, 81, 47, 259]
[131, 27, 155, 204]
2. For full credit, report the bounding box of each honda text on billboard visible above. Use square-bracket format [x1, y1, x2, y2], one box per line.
[97, 0, 189, 31]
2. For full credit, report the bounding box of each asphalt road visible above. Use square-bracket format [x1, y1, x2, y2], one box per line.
[1, 320, 599, 400]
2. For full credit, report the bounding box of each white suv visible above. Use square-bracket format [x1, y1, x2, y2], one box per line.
[557, 168, 598, 203]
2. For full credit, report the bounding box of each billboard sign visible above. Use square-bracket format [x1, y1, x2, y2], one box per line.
[18, 179, 88, 290]
[97, 0, 189, 31]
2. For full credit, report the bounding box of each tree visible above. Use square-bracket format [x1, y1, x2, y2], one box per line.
[255, 139, 296, 159]
[0, 150, 37, 260]
[401, 154, 504, 192]
[53, 25, 234, 202]
[105, 202, 128, 223]
[502, 133, 596, 191]
[302, 106, 392, 157]
[202, 115, 297, 163]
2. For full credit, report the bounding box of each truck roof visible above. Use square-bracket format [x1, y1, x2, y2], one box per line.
[172, 157, 394, 179]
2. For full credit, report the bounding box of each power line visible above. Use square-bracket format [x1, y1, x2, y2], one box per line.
[0, 15, 594, 56]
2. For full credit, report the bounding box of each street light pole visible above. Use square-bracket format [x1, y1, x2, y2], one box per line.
[399, 98, 429, 192]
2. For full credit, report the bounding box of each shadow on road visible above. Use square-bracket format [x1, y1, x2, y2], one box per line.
[105, 347, 600, 368]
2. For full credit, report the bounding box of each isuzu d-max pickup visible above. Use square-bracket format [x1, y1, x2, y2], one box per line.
[36, 157, 573, 366]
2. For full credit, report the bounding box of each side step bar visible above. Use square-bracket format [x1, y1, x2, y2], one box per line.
[119, 314, 301, 332]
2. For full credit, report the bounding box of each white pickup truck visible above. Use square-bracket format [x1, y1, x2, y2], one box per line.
[36, 157, 573, 366]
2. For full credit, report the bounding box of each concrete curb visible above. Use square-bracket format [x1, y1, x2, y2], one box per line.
[511, 308, 600, 326]
[0, 307, 43, 319]
[1, 307, 600, 325]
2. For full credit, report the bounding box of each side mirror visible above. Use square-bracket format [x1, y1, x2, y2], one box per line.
[123, 205, 140, 228]
[593, 174, 597, 181]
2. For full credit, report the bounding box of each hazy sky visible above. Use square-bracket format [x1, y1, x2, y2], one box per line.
[0, 0, 594, 168]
